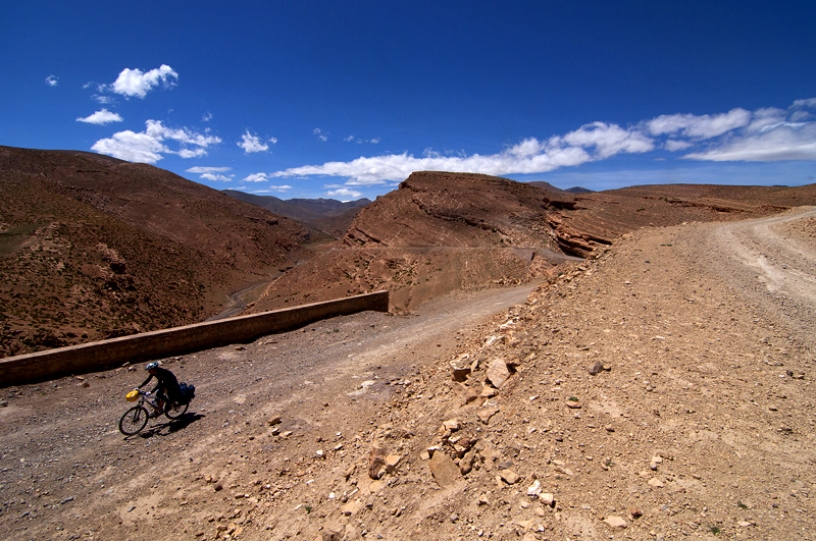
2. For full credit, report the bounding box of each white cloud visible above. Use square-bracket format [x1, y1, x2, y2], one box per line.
[746, 107, 787, 133]
[268, 97, 816, 187]
[109, 64, 178, 98]
[242, 174, 292, 189]
[344, 134, 380, 144]
[186, 166, 231, 174]
[251, 186, 292, 194]
[45, 75, 58, 87]
[793, 98, 816, 109]
[90, 130, 167, 163]
[202, 111, 213, 122]
[200, 172, 233, 181]
[665, 139, 692, 151]
[314, 128, 328, 142]
[685, 122, 816, 162]
[271, 122, 650, 185]
[144, 120, 220, 147]
[561, 122, 654, 158]
[238, 130, 275, 153]
[76, 109, 123, 125]
[680, 98, 816, 162]
[91, 120, 221, 163]
[646, 108, 751, 139]
[177, 148, 208, 158]
[184, 166, 234, 182]
[327, 187, 363, 201]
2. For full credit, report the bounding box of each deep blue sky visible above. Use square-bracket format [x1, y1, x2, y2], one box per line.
[2, 1, 815, 200]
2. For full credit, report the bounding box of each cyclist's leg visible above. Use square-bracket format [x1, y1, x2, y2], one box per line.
[156, 387, 168, 411]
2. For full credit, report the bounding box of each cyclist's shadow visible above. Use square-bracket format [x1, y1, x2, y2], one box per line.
[138, 412, 205, 439]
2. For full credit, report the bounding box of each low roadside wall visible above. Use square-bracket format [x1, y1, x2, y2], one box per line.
[0, 291, 389, 387]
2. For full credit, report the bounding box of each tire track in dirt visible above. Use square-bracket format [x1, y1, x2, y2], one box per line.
[705, 206, 816, 350]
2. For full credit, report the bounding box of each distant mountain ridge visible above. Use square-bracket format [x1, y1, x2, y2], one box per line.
[528, 180, 593, 194]
[223, 190, 371, 238]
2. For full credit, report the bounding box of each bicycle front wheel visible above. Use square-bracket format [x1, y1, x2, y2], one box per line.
[165, 401, 189, 420]
[119, 406, 149, 435]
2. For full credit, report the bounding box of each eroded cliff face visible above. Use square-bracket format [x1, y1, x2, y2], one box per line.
[344, 172, 578, 252]
[342, 171, 623, 258]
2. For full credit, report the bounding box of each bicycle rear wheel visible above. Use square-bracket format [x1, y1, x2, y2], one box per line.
[119, 406, 149, 435]
[165, 401, 189, 420]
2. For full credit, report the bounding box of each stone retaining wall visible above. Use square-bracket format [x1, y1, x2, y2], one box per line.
[0, 291, 389, 387]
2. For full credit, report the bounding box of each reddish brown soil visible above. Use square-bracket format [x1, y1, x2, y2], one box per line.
[1, 207, 814, 541]
[0, 146, 320, 357]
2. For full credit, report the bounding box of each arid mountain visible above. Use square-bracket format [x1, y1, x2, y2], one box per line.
[344, 173, 577, 250]
[223, 190, 370, 238]
[0, 146, 320, 357]
[4, 150, 815, 357]
[246, 171, 816, 314]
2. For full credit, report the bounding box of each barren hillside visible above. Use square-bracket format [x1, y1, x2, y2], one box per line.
[0, 146, 319, 357]
[1, 207, 814, 541]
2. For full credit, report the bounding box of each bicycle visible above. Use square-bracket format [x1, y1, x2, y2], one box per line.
[118, 388, 189, 436]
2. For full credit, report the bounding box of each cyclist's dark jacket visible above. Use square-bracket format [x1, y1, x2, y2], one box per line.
[139, 367, 181, 403]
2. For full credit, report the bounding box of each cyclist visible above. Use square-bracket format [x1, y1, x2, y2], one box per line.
[138, 362, 182, 417]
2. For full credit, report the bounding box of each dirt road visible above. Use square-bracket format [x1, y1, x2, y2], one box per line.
[0, 284, 535, 541]
[705, 208, 816, 341]
[1, 208, 814, 541]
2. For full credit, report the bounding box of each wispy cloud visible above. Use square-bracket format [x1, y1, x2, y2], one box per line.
[93, 94, 115, 105]
[646, 108, 751, 139]
[108, 64, 178, 99]
[664, 139, 692, 151]
[238, 130, 276, 153]
[793, 98, 816, 109]
[271, 121, 651, 185]
[684, 122, 816, 162]
[250, 185, 293, 194]
[314, 128, 328, 142]
[269, 98, 816, 189]
[76, 109, 123, 125]
[185, 165, 233, 182]
[344, 135, 381, 144]
[243, 172, 269, 182]
[327, 187, 363, 201]
[45, 75, 58, 87]
[91, 120, 221, 163]
[187, 166, 231, 174]
[241, 173, 291, 192]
